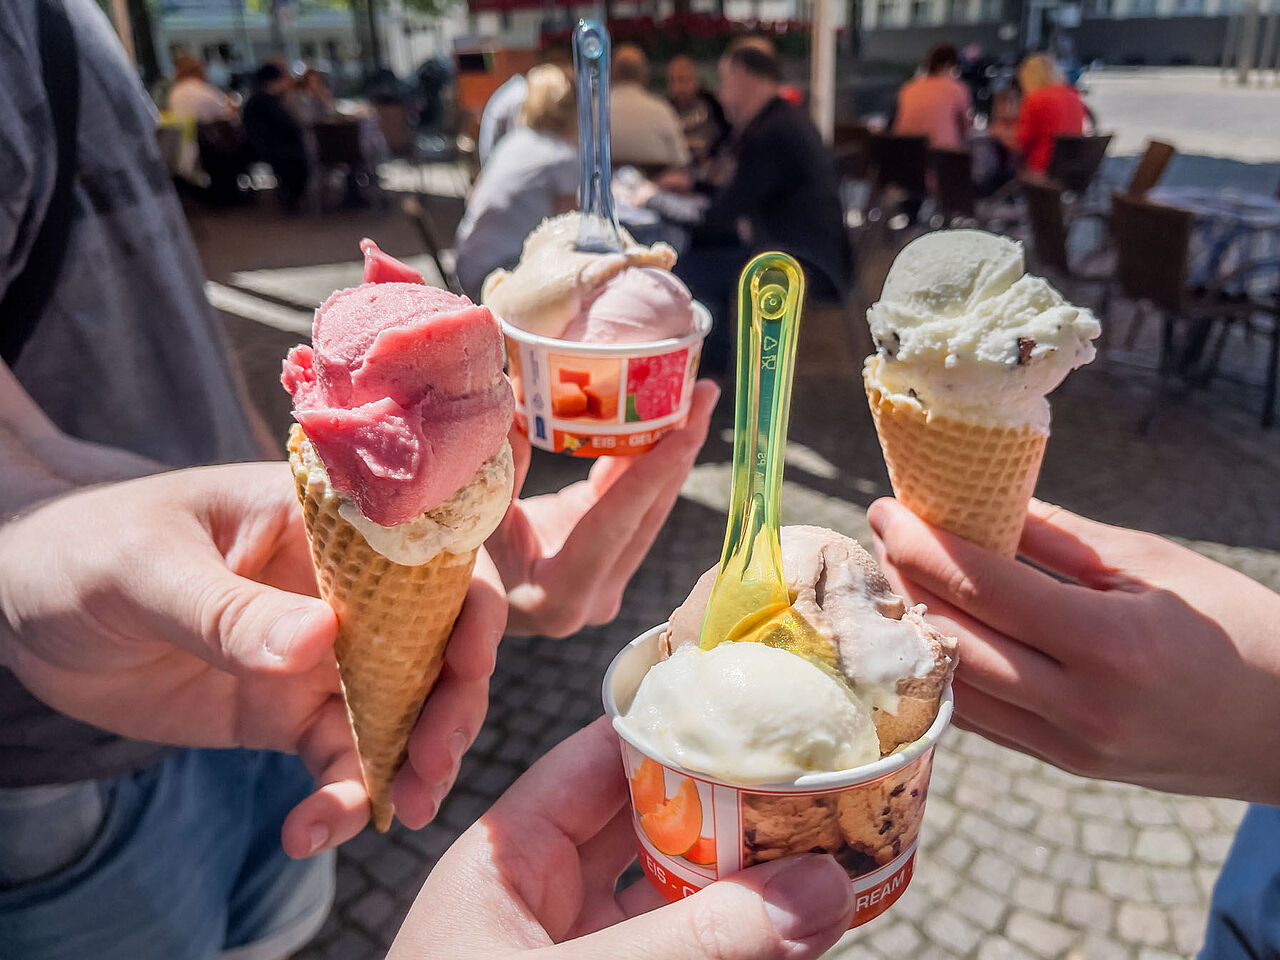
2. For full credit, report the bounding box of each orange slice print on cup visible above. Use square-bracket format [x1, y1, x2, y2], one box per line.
[682, 835, 716, 866]
[629, 756, 665, 816]
[640, 777, 702, 857]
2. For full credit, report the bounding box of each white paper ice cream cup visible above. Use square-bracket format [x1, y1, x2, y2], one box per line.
[499, 303, 711, 458]
[602, 625, 954, 926]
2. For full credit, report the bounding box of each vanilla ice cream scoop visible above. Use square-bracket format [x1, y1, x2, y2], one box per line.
[481, 212, 693, 343]
[664, 526, 957, 756]
[866, 229, 1100, 425]
[618, 642, 882, 783]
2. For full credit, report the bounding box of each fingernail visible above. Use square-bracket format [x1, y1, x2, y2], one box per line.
[867, 500, 888, 537]
[267, 606, 323, 659]
[448, 728, 469, 765]
[306, 824, 329, 856]
[762, 855, 854, 941]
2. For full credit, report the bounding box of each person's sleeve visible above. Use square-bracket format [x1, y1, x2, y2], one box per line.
[0, 13, 47, 305]
[1015, 97, 1037, 155]
[477, 105, 498, 163]
[705, 92, 728, 135]
[552, 145, 579, 196]
[693, 126, 791, 243]
[663, 102, 691, 167]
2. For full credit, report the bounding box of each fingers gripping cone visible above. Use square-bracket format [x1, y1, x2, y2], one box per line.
[864, 360, 1047, 558]
[288, 425, 475, 831]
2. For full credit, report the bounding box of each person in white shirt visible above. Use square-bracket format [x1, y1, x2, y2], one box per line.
[609, 45, 690, 173]
[477, 73, 527, 165]
[455, 64, 579, 299]
[477, 48, 573, 166]
[166, 55, 234, 124]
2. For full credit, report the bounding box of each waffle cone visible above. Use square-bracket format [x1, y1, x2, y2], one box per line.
[864, 371, 1048, 557]
[288, 425, 476, 831]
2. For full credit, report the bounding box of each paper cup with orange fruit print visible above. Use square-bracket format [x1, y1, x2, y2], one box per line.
[498, 304, 710, 458]
[603, 625, 953, 928]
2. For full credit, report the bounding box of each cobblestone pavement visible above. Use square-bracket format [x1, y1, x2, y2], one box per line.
[195, 194, 1280, 959]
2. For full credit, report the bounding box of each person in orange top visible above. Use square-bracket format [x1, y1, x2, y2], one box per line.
[1012, 53, 1087, 174]
[893, 44, 973, 150]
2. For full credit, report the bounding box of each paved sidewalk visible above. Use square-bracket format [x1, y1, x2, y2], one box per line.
[197, 202, 1280, 960]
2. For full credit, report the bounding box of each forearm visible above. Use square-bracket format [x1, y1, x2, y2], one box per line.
[0, 365, 161, 514]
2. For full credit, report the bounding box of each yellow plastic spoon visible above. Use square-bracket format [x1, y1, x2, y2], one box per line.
[697, 253, 836, 668]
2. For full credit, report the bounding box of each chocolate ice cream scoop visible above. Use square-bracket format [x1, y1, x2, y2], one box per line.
[664, 525, 957, 754]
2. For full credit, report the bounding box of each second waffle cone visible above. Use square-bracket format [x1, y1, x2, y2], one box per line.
[864, 369, 1047, 557]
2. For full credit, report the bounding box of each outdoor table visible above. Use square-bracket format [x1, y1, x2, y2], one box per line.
[1148, 185, 1280, 293]
[612, 168, 706, 255]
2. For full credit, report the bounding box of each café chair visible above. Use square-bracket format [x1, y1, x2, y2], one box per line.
[1109, 193, 1278, 429]
[1048, 133, 1113, 198]
[313, 120, 381, 211]
[864, 133, 928, 227]
[1125, 139, 1176, 197]
[1020, 177, 1112, 306]
[928, 148, 977, 226]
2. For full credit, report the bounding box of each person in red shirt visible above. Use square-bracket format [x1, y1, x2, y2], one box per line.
[1012, 53, 1087, 175]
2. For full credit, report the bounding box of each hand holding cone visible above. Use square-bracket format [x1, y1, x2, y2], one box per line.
[289, 425, 477, 831]
[862, 230, 1100, 557]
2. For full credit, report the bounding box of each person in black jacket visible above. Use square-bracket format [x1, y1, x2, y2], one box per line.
[241, 62, 309, 211]
[675, 41, 851, 373]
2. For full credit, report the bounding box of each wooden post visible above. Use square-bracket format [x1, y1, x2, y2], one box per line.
[1238, 0, 1261, 84]
[1221, 12, 1239, 79]
[1259, 0, 1279, 81]
[810, 0, 836, 143]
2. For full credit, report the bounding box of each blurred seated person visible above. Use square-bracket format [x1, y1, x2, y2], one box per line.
[242, 63, 309, 211]
[166, 54, 235, 124]
[478, 73, 527, 166]
[666, 54, 729, 169]
[892, 44, 972, 150]
[1008, 53, 1087, 176]
[287, 68, 337, 127]
[477, 47, 572, 165]
[167, 55, 246, 205]
[977, 84, 1021, 196]
[675, 40, 850, 373]
[610, 45, 690, 175]
[454, 65, 578, 301]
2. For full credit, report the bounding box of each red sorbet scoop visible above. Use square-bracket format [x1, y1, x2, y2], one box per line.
[281, 240, 514, 526]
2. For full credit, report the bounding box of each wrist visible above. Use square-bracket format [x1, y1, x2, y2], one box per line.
[0, 522, 19, 672]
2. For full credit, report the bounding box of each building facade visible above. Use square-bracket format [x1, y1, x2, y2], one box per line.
[155, 0, 468, 81]
[859, 0, 1269, 66]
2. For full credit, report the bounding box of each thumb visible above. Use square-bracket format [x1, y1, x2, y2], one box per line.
[507, 420, 532, 498]
[543, 855, 854, 960]
[159, 560, 338, 675]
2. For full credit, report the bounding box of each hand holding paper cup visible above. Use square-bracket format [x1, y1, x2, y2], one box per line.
[482, 19, 710, 458]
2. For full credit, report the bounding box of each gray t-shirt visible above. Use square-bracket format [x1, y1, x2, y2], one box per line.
[0, 0, 263, 786]
[454, 126, 577, 300]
